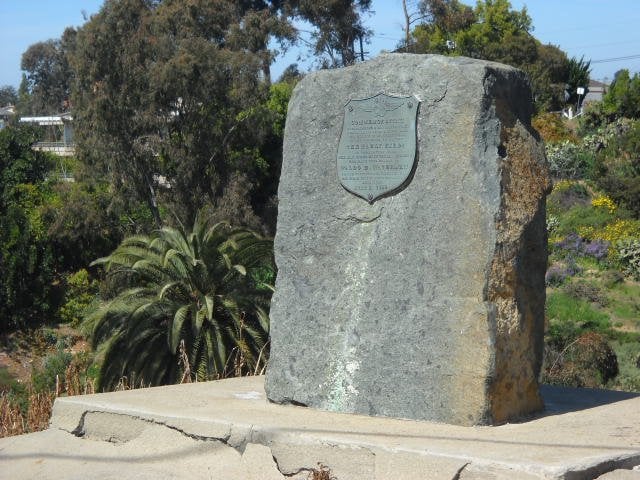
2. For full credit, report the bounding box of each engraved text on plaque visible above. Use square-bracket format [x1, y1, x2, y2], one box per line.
[337, 92, 419, 203]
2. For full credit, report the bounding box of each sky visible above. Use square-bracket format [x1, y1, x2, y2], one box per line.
[1, 0, 639, 91]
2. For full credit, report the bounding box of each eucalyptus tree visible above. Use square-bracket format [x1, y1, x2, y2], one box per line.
[288, 0, 373, 68]
[71, 0, 299, 232]
[72, 0, 163, 227]
[149, 0, 294, 230]
[88, 215, 274, 390]
[20, 28, 76, 115]
[412, 0, 474, 54]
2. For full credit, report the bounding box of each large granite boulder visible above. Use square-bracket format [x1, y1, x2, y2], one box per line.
[265, 53, 550, 426]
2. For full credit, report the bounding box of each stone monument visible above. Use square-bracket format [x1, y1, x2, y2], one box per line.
[265, 54, 550, 426]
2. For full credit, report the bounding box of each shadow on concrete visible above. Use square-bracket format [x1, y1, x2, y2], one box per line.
[538, 384, 640, 417]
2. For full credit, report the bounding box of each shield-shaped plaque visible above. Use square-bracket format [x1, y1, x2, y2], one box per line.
[337, 92, 419, 203]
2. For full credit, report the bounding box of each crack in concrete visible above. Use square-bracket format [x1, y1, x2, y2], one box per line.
[451, 462, 471, 480]
[280, 466, 313, 478]
[68, 410, 240, 451]
[270, 450, 316, 478]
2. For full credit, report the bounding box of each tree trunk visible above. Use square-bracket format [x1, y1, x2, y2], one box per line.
[146, 176, 162, 228]
[403, 0, 411, 51]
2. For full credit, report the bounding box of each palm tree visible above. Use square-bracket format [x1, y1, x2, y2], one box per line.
[86, 215, 274, 391]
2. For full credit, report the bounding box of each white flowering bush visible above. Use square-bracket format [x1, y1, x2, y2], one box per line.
[546, 214, 559, 234]
[616, 239, 640, 280]
[546, 141, 594, 179]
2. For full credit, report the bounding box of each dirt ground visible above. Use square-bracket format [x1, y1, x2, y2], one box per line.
[0, 324, 89, 388]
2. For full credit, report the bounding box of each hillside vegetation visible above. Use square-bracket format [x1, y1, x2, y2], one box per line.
[538, 80, 640, 390]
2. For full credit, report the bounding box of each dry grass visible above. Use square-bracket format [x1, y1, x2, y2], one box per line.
[1, 333, 267, 438]
[0, 394, 25, 437]
[0, 355, 94, 438]
[0, 390, 55, 438]
[26, 391, 55, 433]
[65, 359, 94, 396]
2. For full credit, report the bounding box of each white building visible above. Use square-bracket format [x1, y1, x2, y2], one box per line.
[19, 113, 75, 156]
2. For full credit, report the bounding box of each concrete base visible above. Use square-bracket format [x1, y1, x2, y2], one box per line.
[1, 376, 640, 479]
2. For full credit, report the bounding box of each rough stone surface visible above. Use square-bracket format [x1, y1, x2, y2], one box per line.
[265, 53, 550, 426]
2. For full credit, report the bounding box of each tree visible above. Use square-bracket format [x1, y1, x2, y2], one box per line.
[289, 0, 373, 68]
[401, 0, 418, 51]
[602, 69, 640, 119]
[150, 0, 287, 229]
[0, 125, 59, 332]
[72, 0, 163, 227]
[72, 0, 293, 231]
[43, 180, 124, 271]
[595, 121, 640, 218]
[20, 28, 76, 114]
[409, 0, 571, 112]
[411, 0, 532, 57]
[524, 43, 569, 112]
[0, 86, 17, 107]
[87, 216, 274, 390]
[411, 0, 474, 53]
[565, 56, 591, 107]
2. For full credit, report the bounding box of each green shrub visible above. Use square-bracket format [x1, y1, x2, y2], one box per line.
[594, 120, 640, 218]
[610, 340, 640, 392]
[602, 269, 625, 288]
[555, 205, 614, 238]
[58, 269, 99, 326]
[579, 101, 609, 133]
[31, 345, 72, 393]
[0, 125, 63, 333]
[547, 181, 590, 216]
[0, 367, 20, 395]
[614, 375, 640, 392]
[602, 69, 640, 120]
[542, 332, 619, 388]
[612, 300, 640, 320]
[546, 291, 611, 347]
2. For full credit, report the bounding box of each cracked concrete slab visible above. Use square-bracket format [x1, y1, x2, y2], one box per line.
[2, 376, 640, 479]
[1, 422, 247, 480]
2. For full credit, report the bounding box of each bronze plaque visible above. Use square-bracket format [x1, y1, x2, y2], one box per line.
[337, 93, 419, 203]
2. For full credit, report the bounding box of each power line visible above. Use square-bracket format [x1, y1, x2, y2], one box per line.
[591, 54, 640, 64]
[569, 39, 640, 49]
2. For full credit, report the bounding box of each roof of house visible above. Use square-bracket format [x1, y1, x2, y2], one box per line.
[19, 113, 73, 125]
[589, 79, 609, 89]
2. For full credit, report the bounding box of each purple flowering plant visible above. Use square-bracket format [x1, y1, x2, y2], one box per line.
[545, 257, 582, 287]
[554, 232, 610, 262]
[583, 239, 610, 260]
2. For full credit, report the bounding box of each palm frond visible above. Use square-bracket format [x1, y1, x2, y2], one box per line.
[170, 304, 192, 353]
[86, 212, 275, 388]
